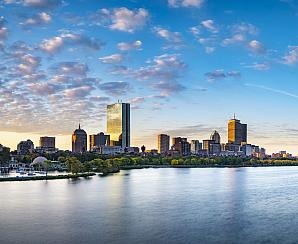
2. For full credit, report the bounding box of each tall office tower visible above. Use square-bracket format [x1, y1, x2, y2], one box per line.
[89, 132, 110, 151]
[158, 134, 170, 154]
[40, 136, 55, 149]
[191, 140, 202, 154]
[172, 137, 191, 156]
[228, 117, 247, 145]
[72, 124, 87, 153]
[107, 103, 130, 148]
[210, 130, 221, 144]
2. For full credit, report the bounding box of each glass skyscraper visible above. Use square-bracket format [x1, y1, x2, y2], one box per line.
[228, 118, 247, 145]
[107, 103, 130, 148]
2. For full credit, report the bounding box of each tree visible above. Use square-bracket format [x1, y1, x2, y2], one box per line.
[65, 157, 82, 175]
[43, 160, 52, 177]
[171, 159, 179, 165]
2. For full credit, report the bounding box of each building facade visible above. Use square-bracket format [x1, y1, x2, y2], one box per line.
[17, 140, 34, 155]
[191, 140, 202, 154]
[39, 136, 55, 149]
[107, 103, 130, 148]
[172, 137, 191, 156]
[158, 134, 170, 154]
[228, 118, 247, 145]
[72, 124, 87, 153]
[89, 132, 110, 151]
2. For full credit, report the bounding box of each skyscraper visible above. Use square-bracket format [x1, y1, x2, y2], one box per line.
[228, 117, 247, 145]
[72, 124, 87, 153]
[89, 132, 110, 151]
[158, 134, 170, 154]
[107, 102, 130, 148]
[210, 130, 221, 144]
[172, 137, 191, 156]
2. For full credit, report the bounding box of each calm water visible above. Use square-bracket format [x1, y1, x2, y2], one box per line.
[1, 167, 298, 244]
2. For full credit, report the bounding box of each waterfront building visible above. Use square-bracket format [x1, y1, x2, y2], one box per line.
[72, 124, 87, 153]
[228, 117, 247, 145]
[107, 102, 130, 148]
[221, 143, 240, 153]
[95, 146, 124, 155]
[203, 139, 221, 156]
[17, 139, 34, 155]
[240, 143, 252, 157]
[191, 140, 202, 154]
[172, 137, 191, 156]
[89, 132, 110, 151]
[158, 134, 170, 154]
[272, 151, 293, 158]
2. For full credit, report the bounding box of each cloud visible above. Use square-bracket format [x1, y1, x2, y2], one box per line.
[99, 81, 130, 96]
[152, 80, 185, 96]
[168, 0, 204, 8]
[205, 69, 241, 82]
[205, 46, 215, 54]
[20, 12, 51, 27]
[39, 33, 104, 54]
[189, 26, 200, 36]
[245, 62, 270, 70]
[23, 0, 62, 9]
[248, 40, 266, 54]
[201, 19, 218, 33]
[0, 16, 8, 41]
[232, 22, 258, 35]
[222, 34, 245, 46]
[153, 27, 183, 49]
[64, 86, 93, 98]
[39, 36, 63, 53]
[117, 40, 142, 51]
[17, 54, 41, 74]
[282, 46, 298, 65]
[245, 83, 298, 99]
[109, 54, 186, 96]
[129, 97, 145, 103]
[93, 7, 149, 33]
[52, 62, 88, 76]
[99, 53, 124, 64]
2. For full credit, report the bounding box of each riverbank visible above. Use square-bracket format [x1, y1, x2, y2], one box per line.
[0, 173, 96, 182]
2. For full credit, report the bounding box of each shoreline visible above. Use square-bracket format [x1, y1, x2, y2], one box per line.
[120, 163, 298, 170]
[0, 173, 96, 182]
[2, 164, 298, 181]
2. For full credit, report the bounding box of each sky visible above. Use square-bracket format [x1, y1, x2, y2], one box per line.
[1, 0, 298, 154]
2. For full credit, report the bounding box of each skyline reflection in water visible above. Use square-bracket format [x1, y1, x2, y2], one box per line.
[1, 167, 298, 244]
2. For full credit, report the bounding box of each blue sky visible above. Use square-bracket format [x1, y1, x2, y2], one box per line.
[1, 0, 298, 154]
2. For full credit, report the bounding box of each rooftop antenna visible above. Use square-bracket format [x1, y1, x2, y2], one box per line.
[233, 113, 236, 119]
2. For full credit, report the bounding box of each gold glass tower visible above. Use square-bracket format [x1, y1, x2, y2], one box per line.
[228, 117, 247, 145]
[107, 103, 130, 148]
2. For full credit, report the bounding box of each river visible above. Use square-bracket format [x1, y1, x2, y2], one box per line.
[1, 167, 298, 244]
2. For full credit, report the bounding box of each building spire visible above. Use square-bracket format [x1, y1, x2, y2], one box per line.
[234, 113, 236, 119]
[79, 123, 81, 129]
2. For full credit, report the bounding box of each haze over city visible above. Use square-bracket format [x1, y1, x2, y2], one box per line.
[1, 0, 298, 153]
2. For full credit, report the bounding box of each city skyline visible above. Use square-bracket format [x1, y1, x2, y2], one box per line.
[1, 0, 298, 153]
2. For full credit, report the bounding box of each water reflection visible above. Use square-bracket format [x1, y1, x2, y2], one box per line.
[1, 167, 298, 244]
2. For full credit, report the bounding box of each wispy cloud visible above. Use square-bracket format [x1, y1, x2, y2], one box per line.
[245, 83, 298, 99]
